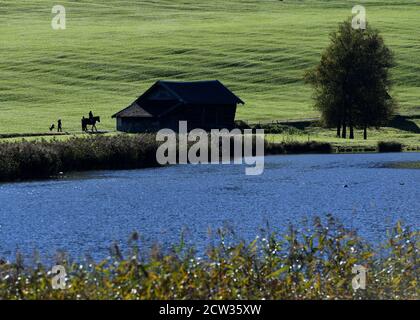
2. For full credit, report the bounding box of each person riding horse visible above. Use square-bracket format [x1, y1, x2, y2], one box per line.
[81, 111, 100, 132]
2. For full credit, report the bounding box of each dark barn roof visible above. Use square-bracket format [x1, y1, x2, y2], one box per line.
[157, 80, 244, 105]
[112, 80, 244, 118]
[112, 101, 181, 118]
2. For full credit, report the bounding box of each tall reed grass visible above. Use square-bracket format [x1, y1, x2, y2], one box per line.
[0, 134, 332, 182]
[0, 217, 417, 299]
[0, 134, 161, 181]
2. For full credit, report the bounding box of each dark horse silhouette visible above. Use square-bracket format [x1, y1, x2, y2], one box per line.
[82, 116, 100, 132]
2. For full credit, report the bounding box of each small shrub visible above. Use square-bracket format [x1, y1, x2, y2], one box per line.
[378, 141, 403, 152]
[265, 141, 332, 154]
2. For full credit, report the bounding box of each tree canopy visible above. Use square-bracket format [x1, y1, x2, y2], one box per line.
[305, 19, 396, 139]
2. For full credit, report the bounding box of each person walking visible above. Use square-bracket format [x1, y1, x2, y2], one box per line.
[81, 116, 87, 131]
[57, 119, 62, 132]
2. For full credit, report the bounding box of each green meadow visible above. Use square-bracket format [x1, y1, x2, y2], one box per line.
[267, 127, 420, 149]
[0, 0, 419, 134]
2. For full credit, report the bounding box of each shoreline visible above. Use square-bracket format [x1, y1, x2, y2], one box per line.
[0, 134, 418, 183]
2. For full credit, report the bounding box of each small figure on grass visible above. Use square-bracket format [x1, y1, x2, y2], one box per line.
[81, 116, 87, 131]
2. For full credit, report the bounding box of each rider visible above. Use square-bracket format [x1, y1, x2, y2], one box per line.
[89, 111, 94, 120]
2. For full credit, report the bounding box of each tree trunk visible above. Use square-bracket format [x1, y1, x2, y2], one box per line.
[341, 122, 347, 139]
[349, 124, 354, 139]
[363, 125, 367, 140]
[336, 122, 341, 137]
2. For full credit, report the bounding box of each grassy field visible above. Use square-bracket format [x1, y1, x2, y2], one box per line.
[1, 0, 420, 134]
[267, 127, 420, 149]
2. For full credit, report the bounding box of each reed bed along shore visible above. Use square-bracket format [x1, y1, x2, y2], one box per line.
[0, 134, 161, 182]
[0, 217, 417, 299]
[0, 133, 413, 182]
[0, 134, 334, 182]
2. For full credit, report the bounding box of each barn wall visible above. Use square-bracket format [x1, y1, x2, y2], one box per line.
[116, 104, 238, 133]
[117, 117, 160, 133]
[164, 104, 237, 131]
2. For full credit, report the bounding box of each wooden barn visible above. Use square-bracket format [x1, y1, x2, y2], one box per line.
[112, 80, 244, 132]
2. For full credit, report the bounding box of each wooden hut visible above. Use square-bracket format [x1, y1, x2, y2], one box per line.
[112, 80, 244, 132]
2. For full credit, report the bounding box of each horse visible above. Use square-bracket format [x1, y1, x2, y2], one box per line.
[82, 116, 100, 132]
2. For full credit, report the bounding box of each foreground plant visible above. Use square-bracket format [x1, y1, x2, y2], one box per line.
[0, 217, 418, 300]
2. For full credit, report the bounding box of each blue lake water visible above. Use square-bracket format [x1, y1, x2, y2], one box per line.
[0, 152, 419, 261]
